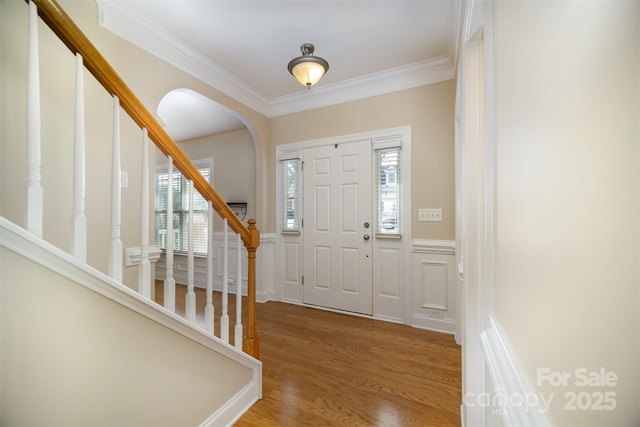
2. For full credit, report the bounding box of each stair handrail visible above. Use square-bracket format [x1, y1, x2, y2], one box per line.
[26, 0, 257, 247]
[25, 0, 260, 358]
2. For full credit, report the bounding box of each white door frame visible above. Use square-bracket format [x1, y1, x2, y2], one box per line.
[275, 126, 412, 323]
[456, 0, 495, 425]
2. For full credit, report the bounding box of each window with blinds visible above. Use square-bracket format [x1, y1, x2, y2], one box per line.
[374, 147, 400, 234]
[281, 158, 302, 232]
[155, 162, 211, 254]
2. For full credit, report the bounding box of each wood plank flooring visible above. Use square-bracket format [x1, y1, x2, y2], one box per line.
[154, 281, 247, 345]
[154, 283, 461, 426]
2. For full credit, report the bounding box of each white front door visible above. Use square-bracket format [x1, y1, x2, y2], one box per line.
[302, 140, 373, 315]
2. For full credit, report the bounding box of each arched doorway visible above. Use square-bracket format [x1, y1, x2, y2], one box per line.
[156, 88, 263, 226]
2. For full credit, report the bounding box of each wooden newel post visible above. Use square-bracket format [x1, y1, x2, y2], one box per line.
[243, 218, 260, 359]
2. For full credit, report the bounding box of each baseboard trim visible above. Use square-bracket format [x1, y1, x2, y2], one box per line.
[276, 300, 453, 333]
[411, 314, 456, 334]
[201, 380, 261, 427]
[480, 317, 548, 426]
[256, 289, 275, 303]
[373, 313, 404, 325]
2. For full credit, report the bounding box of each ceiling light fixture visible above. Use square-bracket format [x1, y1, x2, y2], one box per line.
[287, 43, 329, 89]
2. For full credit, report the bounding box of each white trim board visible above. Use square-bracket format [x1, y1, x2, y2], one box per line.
[413, 239, 456, 255]
[0, 216, 262, 382]
[412, 314, 456, 335]
[96, 0, 458, 117]
[201, 381, 262, 427]
[480, 317, 549, 426]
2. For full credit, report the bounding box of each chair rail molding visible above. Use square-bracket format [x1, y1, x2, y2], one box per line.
[125, 245, 162, 266]
[412, 239, 456, 255]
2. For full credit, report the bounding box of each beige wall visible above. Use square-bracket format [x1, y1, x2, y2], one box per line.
[1, 246, 253, 426]
[0, 0, 270, 287]
[493, 1, 639, 424]
[2, 0, 454, 247]
[1, 0, 143, 287]
[270, 81, 456, 240]
[158, 128, 257, 228]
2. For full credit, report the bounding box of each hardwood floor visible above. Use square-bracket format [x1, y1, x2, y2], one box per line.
[153, 283, 461, 426]
[154, 281, 248, 344]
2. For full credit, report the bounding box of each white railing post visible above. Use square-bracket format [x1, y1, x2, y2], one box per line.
[164, 157, 176, 312]
[234, 232, 243, 350]
[138, 128, 151, 298]
[108, 96, 123, 281]
[220, 218, 229, 343]
[205, 201, 214, 334]
[71, 53, 87, 262]
[26, 0, 43, 238]
[186, 181, 196, 323]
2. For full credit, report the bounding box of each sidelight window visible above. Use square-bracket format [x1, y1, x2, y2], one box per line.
[281, 158, 302, 232]
[374, 146, 401, 234]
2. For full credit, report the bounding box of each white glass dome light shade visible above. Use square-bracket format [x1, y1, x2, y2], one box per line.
[287, 43, 329, 88]
[291, 61, 327, 87]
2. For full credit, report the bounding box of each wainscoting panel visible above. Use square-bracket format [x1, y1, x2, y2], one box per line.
[373, 238, 403, 322]
[284, 242, 300, 283]
[256, 234, 277, 302]
[156, 232, 277, 303]
[214, 241, 247, 285]
[411, 240, 456, 334]
[280, 232, 303, 304]
[419, 260, 448, 310]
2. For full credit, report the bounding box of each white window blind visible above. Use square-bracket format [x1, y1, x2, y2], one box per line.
[374, 147, 400, 234]
[281, 158, 302, 232]
[155, 163, 211, 254]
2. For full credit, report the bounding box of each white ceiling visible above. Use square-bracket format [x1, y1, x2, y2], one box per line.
[97, 0, 461, 139]
[157, 88, 246, 141]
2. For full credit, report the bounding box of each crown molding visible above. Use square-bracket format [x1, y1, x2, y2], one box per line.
[447, 0, 463, 70]
[97, 1, 272, 116]
[268, 56, 455, 116]
[97, 1, 457, 118]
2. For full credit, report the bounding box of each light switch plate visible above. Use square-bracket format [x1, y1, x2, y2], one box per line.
[418, 208, 442, 222]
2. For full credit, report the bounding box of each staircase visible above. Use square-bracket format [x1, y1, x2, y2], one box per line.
[0, 0, 262, 425]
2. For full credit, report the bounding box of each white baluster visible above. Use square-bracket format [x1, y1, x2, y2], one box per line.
[71, 53, 87, 262]
[234, 232, 243, 350]
[205, 201, 214, 334]
[108, 96, 122, 281]
[26, 0, 43, 238]
[138, 128, 151, 298]
[186, 181, 196, 323]
[164, 157, 176, 312]
[220, 218, 229, 343]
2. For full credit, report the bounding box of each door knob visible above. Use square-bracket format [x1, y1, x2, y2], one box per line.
[363, 234, 370, 241]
